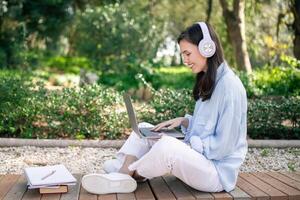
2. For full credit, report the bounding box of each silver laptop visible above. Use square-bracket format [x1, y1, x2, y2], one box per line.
[123, 94, 185, 139]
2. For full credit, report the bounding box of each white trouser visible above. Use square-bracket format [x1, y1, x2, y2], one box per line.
[115, 122, 223, 192]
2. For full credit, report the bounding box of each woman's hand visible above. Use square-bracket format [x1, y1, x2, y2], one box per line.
[151, 117, 187, 132]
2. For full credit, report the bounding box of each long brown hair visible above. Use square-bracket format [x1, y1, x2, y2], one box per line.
[177, 23, 224, 101]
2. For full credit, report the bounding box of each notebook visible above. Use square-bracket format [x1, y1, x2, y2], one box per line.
[24, 164, 77, 189]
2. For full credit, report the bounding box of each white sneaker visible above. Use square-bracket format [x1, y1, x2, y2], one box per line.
[81, 172, 137, 194]
[103, 159, 148, 183]
[103, 159, 122, 173]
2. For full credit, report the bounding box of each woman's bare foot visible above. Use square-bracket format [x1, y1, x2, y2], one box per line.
[132, 171, 147, 182]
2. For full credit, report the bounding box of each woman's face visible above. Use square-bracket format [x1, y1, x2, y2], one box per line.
[179, 39, 207, 73]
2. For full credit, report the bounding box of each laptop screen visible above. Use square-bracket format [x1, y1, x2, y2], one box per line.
[123, 94, 141, 136]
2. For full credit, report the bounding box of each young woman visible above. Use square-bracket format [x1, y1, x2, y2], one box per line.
[82, 22, 248, 194]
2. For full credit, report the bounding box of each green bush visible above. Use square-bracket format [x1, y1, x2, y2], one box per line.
[100, 69, 146, 91]
[0, 75, 38, 138]
[0, 49, 7, 68]
[247, 96, 300, 139]
[0, 75, 299, 139]
[150, 67, 194, 90]
[140, 88, 194, 124]
[97, 58, 299, 97]
[45, 56, 93, 74]
[140, 90, 300, 139]
[99, 66, 194, 91]
[37, 85, 127, 139]
[238, 55, 300, 97]
[0, 76, 127, 139]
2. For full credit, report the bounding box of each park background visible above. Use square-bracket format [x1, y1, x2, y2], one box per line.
[0, 0, 299, 140]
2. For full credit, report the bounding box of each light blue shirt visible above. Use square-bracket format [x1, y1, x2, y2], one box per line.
[181, 62, 248, 192]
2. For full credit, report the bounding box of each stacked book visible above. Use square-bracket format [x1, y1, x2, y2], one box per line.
[24, 164, 77, 194]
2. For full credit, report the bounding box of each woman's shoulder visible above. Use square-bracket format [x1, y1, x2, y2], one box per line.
[215, 68, 246, 98]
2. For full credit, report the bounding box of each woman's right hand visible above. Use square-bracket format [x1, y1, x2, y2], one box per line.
[150, 117, 187, 132]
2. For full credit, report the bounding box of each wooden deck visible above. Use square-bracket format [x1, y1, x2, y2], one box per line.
[0, 172, 300, 200]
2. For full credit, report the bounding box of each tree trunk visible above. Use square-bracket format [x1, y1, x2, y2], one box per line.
[292, 0, 300, 59]
[219, 0, 252, 73]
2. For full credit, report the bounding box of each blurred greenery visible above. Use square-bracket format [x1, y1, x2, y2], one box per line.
[238, 55, 300, 97]
[45, 56, 92, 74]
[0, 0, 296, 70]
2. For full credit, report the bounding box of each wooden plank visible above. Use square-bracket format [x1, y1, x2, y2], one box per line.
[79, 185, 97, 200]
[236, 176, 269, 200]
[21, 189, 41, 200]
[163, 175, 195, 200]
[280, 172, 300, 183]
[229, 186, 251, 200]
[41, 193, 61, 200]
[267, 172, 300, 190]
[3, 175, 27, 200]
[98, 194, 117, 200]
[149, 176, 176, 200]
[240, 173, 287, 200]
[61, 174, 82, 200]
[117, 193, 136, 200]
[0, 174, 20, 199]
[183, 183, 214, 200]
[187, 191, 213, 200]
[0, 175, 4, 182]
[211, 192, 232, 200]
[134, 181, 155, 200]
[252, 172, 300, 200]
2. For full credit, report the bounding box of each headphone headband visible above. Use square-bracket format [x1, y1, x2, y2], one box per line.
[196, 21, 216, 57]
[197, 22, 212, 41]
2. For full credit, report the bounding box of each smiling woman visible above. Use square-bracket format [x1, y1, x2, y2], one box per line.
[81, 21, 248, 195]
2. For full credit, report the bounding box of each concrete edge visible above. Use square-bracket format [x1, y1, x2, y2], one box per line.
[0, 138, 125, 148]
[247, 139, 300, 148]
[0, 138, 299, 148]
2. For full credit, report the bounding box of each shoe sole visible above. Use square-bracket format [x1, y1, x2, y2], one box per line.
[81, 174, 137, 194]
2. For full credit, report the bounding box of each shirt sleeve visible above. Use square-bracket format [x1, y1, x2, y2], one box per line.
[202, 94, 242, 160]
[181, 114, 192, 135]
[190, 135, 204, 153]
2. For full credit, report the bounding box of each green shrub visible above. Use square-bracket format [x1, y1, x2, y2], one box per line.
[99, 66, 194, 91]
[45, 56, 93, 74]
[247, 96, 300, 139]
[0, 49, 7, 68]
[0, 75, 38, 138]
[150, 67, 194, 90]
[37, 85, 127, 139]
[238, 55, 300, 97]
[139, 88, 194, 124]
[140, 90, 300, 139]
[0, 76, 127, 139]
[0, 75, 299, 139]
[98, 61, 299, 98]
[100, 69, 144, 91]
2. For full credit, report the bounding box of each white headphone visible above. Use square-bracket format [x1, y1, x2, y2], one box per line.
[197, 22, 216, 58]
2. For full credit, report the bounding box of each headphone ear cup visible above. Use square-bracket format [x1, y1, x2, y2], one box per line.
[198, 39, 216, 58]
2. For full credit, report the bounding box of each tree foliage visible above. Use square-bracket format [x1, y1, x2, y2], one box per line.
[0, 0, 297, 72]
[70, 1, 166, 73]
[0, 0, 76, 68]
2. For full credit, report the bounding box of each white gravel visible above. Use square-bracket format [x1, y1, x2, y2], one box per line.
[0, 147, 299, 174]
